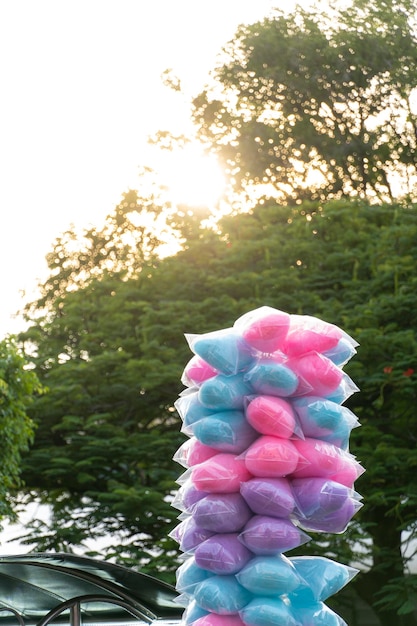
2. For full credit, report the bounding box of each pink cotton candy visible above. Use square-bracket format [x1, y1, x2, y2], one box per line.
[176, 438, 218, 467]
[244, 436, 300, 477]
[292, 438, 361, 482]
[282, 315, 343, 357]
[245, 395, 296, 438]
[193, 616, 245, 626]
[235, 306, 291, 353]
[192, 453, 253, 493]
[289, 352, 343, 397]
[182, 355, 219, 387]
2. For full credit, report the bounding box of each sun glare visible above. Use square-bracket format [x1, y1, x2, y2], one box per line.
[156, 146, 226, 208]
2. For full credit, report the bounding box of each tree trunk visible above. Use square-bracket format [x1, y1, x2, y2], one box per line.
[357, 506, 417, 626]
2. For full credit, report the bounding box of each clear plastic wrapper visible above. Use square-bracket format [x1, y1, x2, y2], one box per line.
[173, 438, 218, 468]
[169, 516, 215, 553]
[239, 597, 297, 626]
[193, 614, 245, 626]
[175, 391, 217, 430]
[292, 397, 360, 450]
[194, 533, 253, 574]
[287, 352, 343, 397]
[323, 336, 357, 367]
[244, 358, 300, 397]
[190, 410, 258, 454]
[238, 515, 310, 555]
[182, 354, 219, 388]
[172, 478, 209, 512]
[181, 599, 209, 625]
[199, 374, 253, 410]
[325, 372, 359, 404]
[234, 306, 291, 354]
[191, 492, 253, 533]
[288, 556, 359, 603]
[290, 601, 348, 626]
[242, 435, 302, 478]
[194, 575, 252, 615]
[236, 554, 303, 596]
[295, 497, 363, 534]
[245, 395, 300, 439]
[281, 315, 357, 358]
[291, 477, 361, 519]
[291, 438, 364, 487]
[186, 328, 255, 376]
[176, 556, 212, 593]
[191, 452, 252, 493]
[240, 476, 296, 518]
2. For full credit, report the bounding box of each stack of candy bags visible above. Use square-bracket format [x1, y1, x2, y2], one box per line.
[171, 306, 364, 626]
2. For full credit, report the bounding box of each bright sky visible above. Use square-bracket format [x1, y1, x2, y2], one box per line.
[0, 0, 283, 338]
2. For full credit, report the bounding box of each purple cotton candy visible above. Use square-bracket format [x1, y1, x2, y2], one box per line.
[295, 497, 360, 534]
[194, 533, 253, 574]
[239, 515, 310, 555]
[240, 477, 296, 518]
[192, 492, 253, 533]
[170, 517, 215, 553]
[291, 477, 352, 518]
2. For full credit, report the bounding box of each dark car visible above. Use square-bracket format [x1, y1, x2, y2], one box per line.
[0, 553, 183, 626]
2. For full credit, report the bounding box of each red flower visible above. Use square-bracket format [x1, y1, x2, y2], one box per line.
[383, 366, 393, 374]
[402, 368, 414, 377]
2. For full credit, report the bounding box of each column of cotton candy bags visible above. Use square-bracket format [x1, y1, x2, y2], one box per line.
[171, 306, 364, 626]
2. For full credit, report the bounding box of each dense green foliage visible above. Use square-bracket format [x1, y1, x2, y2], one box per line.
[0, 338, 41, 523]
[192, 0, 417, 204]
[18, 199, 417, 624]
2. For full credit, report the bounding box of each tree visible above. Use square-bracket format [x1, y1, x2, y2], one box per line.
[0, 337, 41, 525]
[192, 0, 417, 205]
[19, 197, 417, 624]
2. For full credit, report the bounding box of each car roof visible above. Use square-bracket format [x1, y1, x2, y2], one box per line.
[0, 552, 183, 624]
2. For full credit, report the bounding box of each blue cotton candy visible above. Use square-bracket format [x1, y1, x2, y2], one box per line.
[323, 336, 357, 367]
[290, 601, 348, 626]
[175, 392, 217, 432]
[198, 374, 253, 410]
[188, 328, 255, 376]
[194, 575, 252, 615]
[292, 397, 358, 450]
[288, 556, 358, 603]
[236, 555, 302, 596]
[182, 600, 209, 625]
[244, 360, 299, 397]
[239, 597, 297, 626]
[176, 557, 212, 593]
[192, 410, 258, 453]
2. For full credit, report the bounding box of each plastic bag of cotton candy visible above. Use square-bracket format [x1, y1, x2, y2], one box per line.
[171, 306, 364, 626]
